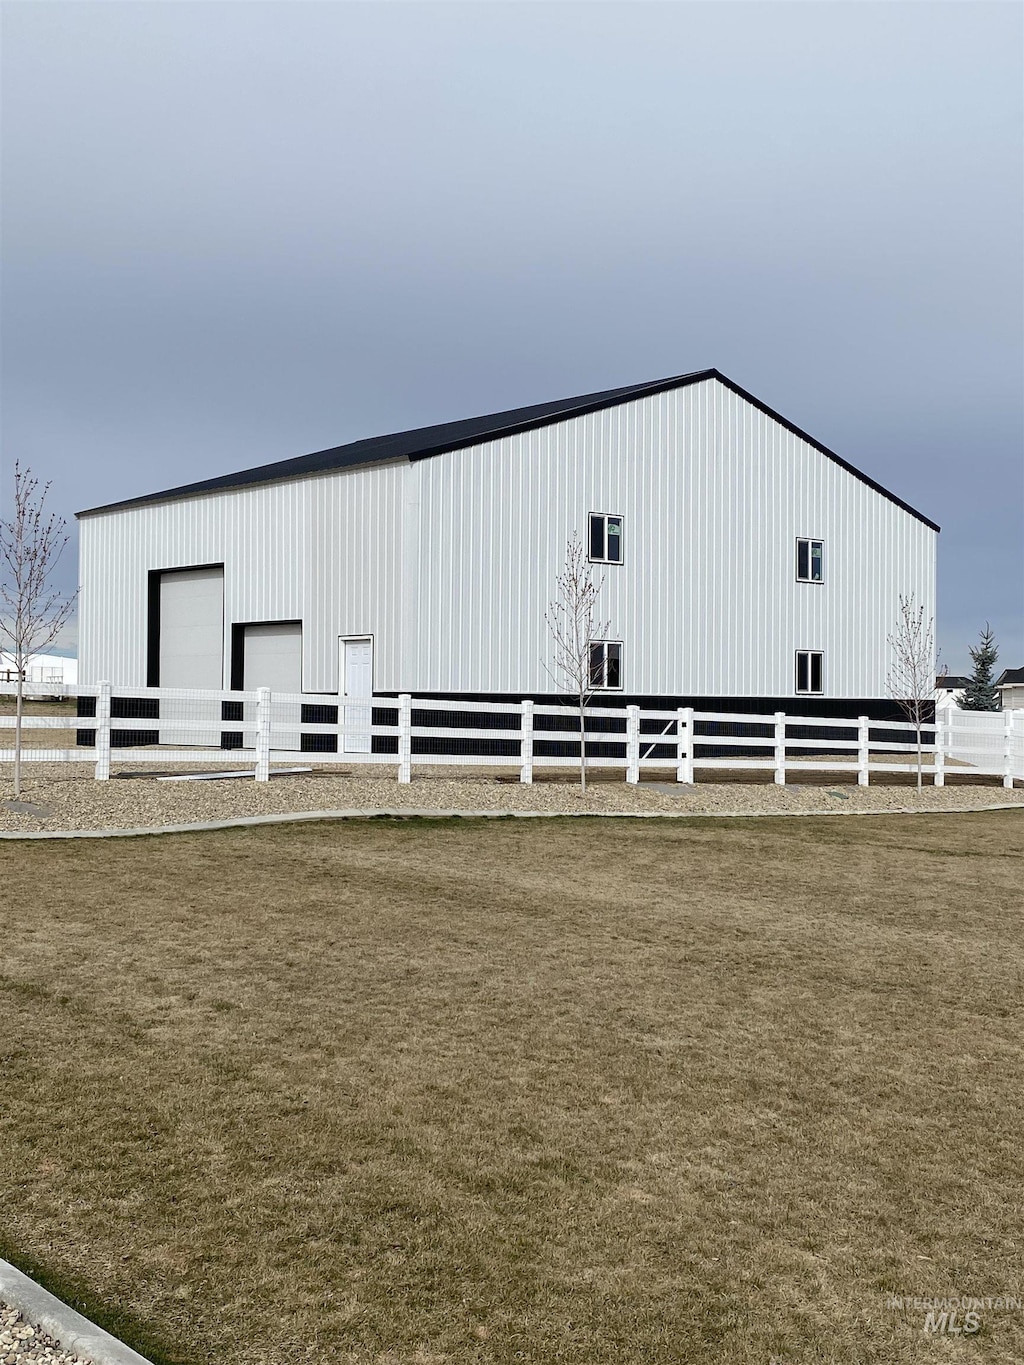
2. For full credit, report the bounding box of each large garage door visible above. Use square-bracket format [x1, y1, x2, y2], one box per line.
[159, 568, 224, 689]
[242, 622, 302, 693]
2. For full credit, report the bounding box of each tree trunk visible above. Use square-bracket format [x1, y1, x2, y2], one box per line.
[579, 697, 587, 792]
[14, 669, 24, 799]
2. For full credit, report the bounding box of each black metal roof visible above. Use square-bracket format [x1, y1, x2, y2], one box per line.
[996, 668, 1024, 686]
[77, 367, 939, 530]
[937, 675, 971, 688]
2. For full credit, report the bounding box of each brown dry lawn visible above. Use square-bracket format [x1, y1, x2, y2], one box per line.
[0, 696, 77, 748]
[1, 813, 1022, 1365]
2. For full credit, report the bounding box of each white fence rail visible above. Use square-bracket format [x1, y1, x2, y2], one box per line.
[1, 683, 1021, 787]
[941, 708, 1024, 786]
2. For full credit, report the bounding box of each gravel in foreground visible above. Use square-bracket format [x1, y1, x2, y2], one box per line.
[0, 1305, 89, 1365]
[0, 760, 1021, 832]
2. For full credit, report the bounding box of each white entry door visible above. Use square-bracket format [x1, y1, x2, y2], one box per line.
[341, 637, 373, 753]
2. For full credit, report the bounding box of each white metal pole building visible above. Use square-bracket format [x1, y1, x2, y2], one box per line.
[76, 369, 938, 725]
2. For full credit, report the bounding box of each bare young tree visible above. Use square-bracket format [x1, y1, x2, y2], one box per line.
[0, 463, 77, 798]
[544, 533, 610, 791]
[886, 592, 935, 793]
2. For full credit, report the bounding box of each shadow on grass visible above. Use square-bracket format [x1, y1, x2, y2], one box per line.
[0, 1239, 189, 1365]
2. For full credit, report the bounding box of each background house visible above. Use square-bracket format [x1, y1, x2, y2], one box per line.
[996, 668, 1024, 710]
[77, 369, 937, 722]
[0, 650, 78, 688]
[934, 674, 970, 714]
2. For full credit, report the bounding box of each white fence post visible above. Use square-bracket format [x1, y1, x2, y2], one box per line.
[520, 699, 534, 784]
[398, 693, 412, 784]
[774, 711, 786, 785]
[626, 705, 640, 784]
[1004, 710, 1015, 789]
[677, 707, 695, 784]
[255, 687, 272, 782]
[933, 712, 945, 787]
[857, 715, 870, 787]
[94, 680, 112, 781]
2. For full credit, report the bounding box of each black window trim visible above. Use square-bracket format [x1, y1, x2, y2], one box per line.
[795, 536, 825, 585]
[589, 638, 624, 692]
[588, 511, 625, 566]
[795, 649, 824, 695]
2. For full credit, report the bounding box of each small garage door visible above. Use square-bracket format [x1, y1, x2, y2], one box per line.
[241, 623, 302, 693]
[159, 568, 224, 689]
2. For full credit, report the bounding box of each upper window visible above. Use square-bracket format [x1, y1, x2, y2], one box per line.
[589, 640, 622, 690]
[796, 538, 824, 583]
[589, 513, 623, 564]
[795, 650, 823, 694]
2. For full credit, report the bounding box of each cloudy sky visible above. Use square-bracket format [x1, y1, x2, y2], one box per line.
[2, 1, 1021, 671]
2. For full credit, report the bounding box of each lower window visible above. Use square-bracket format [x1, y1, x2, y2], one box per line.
[589, 640, 622, 690]
[795, 650, 823, 694]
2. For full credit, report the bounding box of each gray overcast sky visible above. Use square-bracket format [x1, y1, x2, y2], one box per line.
[2, 0, 1021, 671]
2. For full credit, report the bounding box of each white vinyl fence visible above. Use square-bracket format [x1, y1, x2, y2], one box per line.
[941, 708, 1024, 786]
[2, 682, 1022, 787]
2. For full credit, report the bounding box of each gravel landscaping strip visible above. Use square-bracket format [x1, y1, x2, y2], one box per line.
[0, 760, 1021, 833]
[0, 1304, 89, 1365]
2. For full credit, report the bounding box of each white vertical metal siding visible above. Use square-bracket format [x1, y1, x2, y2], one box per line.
[410, 378, 935, 697]
[79, 460, 408, 691]
[78, 377, 936, 699]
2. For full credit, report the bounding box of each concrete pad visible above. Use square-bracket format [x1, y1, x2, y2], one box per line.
[1, 802, 1023, 840]
[1, 799, 52, 817]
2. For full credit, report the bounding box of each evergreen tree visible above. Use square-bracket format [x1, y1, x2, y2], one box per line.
[959, 623, 1000, 711]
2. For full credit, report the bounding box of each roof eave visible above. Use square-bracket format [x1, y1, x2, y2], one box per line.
[76, 452, 412, 518]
